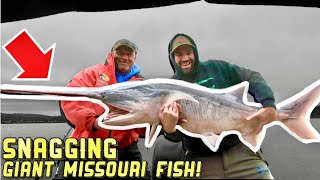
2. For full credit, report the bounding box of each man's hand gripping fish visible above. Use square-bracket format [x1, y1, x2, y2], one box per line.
[1, 78, 320, 152]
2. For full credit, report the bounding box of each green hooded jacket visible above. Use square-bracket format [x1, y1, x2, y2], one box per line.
[165, 33, 276, 152]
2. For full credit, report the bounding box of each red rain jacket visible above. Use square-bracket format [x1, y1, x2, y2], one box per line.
[61, 52, 145, 149]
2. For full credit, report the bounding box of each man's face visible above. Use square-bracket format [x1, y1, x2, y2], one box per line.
[173, 45, 195, 74]
[114, 45, 136, 74]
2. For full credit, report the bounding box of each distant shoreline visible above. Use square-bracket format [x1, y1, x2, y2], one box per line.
[1, 106, 320, 124]
[1, 113, 65, 124]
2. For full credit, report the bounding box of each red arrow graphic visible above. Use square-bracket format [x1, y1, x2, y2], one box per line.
[2, 28, 56, 80]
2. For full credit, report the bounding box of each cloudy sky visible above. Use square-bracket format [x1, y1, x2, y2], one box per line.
[1, 1, 320, 115]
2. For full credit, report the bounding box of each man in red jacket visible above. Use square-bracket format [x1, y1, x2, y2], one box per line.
[55, 39, 147, 179]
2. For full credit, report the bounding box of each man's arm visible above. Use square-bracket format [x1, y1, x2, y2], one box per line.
[229, 63, 277, 131]
[162, 130, 184, 142]
[230, 63, 276, 109]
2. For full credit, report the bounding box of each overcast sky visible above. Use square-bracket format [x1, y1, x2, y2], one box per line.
[1, 1, 320, 115]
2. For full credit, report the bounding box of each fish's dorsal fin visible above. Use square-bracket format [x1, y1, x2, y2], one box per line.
[228, 82, 248, 100]
[229, 85, 247, 99]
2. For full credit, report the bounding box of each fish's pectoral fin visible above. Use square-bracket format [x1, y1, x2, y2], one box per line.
[200, 132, 220, 152]
[145, 122, 162, 148]
[166, 90, 199, 105]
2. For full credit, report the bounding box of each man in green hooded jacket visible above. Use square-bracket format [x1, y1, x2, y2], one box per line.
[157, 33, 277, 179]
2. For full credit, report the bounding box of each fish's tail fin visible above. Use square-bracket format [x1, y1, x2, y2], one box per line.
[277, 80, 320, 143]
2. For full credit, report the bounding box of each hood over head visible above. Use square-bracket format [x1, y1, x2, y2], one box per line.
[168, 33, 200, 78]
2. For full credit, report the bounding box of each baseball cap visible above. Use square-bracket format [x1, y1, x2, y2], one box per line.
[170, 35, 195, 53]
[112, 39, 138, 53]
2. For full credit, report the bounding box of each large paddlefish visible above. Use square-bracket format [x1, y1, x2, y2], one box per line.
[1, 78, 319, 152]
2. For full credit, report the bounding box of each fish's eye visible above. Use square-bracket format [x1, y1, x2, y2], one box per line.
[100, 93, 107, 99]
